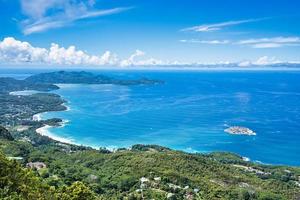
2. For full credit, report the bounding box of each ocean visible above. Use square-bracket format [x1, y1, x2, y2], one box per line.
[2, 69, 300, 166]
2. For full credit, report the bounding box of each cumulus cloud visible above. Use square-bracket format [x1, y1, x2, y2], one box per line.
[0, 37, 48, 63]
[0, 37, 166, 67]
[120, 50, 164, 67]
[181, 18, 265, 32]
[0, 37, 118, 65]
[99, 51, 118, 65]
[47, 43, 119, 65]
[1, 37, 298, 67]
[20, 0, 131, 34]
[253, 56, 279, 65]
[238, 56, 281, 67]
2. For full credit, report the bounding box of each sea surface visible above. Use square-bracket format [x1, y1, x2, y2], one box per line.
[2, 69, 300, 166]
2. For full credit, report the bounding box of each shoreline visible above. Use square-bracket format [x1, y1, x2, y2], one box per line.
[8, 87, 74, 145]
[34, 118, 261, 163]
[27, 87, 292, 166]
[34, 99, 74, 144]
[63, 103, 71, 111]
[36, 124, 74, 144]
[32, 111, 279, 166]
[32, 104, 266, 165]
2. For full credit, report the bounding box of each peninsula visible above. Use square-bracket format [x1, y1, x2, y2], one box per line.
[25, 70, 164, 85]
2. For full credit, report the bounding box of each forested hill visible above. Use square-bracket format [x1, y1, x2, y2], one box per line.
[0, 71, 163, 94]
[1, 127, 300, 199]
[25, 71, 164, 85]
[0, 77, 59, 93]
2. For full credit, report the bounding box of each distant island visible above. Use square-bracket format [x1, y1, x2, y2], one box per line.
[25, 70, 164, 86]
[0, 71, 163, 94]
[225, 126, 256, 136]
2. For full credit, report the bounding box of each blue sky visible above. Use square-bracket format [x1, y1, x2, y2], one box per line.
[0, 0, 300, 67]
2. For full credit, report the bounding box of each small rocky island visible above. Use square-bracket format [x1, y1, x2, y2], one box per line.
[225, 126, 256, 136]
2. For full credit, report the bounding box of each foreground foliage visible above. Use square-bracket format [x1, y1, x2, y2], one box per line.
[0, 151, 96, 200]
[0, 133, 299, 199]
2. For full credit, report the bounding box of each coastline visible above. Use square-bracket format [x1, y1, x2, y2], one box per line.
[34, 100, 74, 144]
[36, 124, 74, 144]
[2, 72, 300, 167]
[32, 103, 261, 163]
[8, 86, 74, 145]
[63, 103, 71, 111]
[8, 88, 296, 167]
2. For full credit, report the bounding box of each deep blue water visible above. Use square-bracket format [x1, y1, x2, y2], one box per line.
[1, 69, 300, 166]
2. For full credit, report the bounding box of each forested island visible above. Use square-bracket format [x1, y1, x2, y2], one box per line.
[25, 70, 164, 85]
[0, 71, 299, 200]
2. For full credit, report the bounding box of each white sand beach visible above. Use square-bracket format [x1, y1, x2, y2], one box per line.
[36, 125, 74, 144]
[34, 101, 73, 144]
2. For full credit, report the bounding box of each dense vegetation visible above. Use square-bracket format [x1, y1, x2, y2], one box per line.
[0, 126, 14, 140]
[1, 126, 299, 200]
[0, 93, 66, 126]
[0, 72, 299, 199]
[0, 71, 163, 95]
[0, 71, 163, 125]
[0, 77, 59, 93]
[0, 151, 96, 200]
[25, 71, 164, 85]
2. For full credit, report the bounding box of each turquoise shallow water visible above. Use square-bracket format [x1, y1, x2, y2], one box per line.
[2, 69, 300, 166]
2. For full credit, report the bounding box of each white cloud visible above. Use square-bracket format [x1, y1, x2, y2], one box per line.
[0, 37, 118, 65]
[128, 49, 145, 62]
[21, 0, 57, 19]
[180, 36, 300, 49]
[120, 50, 164, 67]
[0, 37, 48, 63]
[237, 37, 300, 48]
[238, 56, 281, 67]
[0, 37, 166, 67]
[1, 37, 299, 68]
[238, 60, 252, 67]
[99, 51, 118, 65]
[253, 56, 279, 65]
[181, 18, 264, 32]
[47, 43, 117, 65]
[120, 50, 144, 66]
[251, 43, 283, 48]
[180, 39, 230, 44]
[238, 37, 300, 44]
[20, 0, 131, 35]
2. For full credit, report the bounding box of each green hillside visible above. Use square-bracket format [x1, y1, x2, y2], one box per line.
[1, 132, 299, 200]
